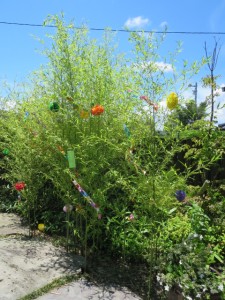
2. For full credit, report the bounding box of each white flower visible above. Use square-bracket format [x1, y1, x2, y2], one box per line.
[165, 285, 170, 291]
[199, 235, 203, 240]
[218, 284, 224, 291]
[186, 296, 192, 300]
[196, 294, 201, 298]
[179, 260, 182, 265]
[193, 233, 198, 238]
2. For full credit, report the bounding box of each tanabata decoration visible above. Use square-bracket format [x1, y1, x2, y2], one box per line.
[72, 179, 102, 219]
[80, 110, 89, 119]
[38, 223, 45, 231]
[2, 149, 9, 155]
[24, 112, 29, 121]
[166, 92, 178, 110]
[14, 181, 26, 201]
[91, 104, 104, 116]
[175, 190, 186, 202]
[57, 145, 65, 156]
[63, 204, 73, 213]
[67, 149, 76, 169]
[49, 102, 60, 112]
[14, 181, 26, 191]
[124, 124, 131, 138]
[140, 95, 159, 111]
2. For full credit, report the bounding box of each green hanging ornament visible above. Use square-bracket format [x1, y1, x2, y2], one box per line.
[49, 102, 59, 112]
[2, 149, 9, 155]
[67, 149, 76, 169]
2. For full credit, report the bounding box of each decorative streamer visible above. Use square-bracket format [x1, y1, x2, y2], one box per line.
[72, 179, 101, 219]
[140, 95, 159, 111]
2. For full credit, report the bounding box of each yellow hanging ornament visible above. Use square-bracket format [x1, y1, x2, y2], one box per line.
[166, 92, 178, 110]
[38, 223, 45, 232]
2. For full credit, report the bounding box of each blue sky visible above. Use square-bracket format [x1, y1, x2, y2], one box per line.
[1, 0, 225, 122]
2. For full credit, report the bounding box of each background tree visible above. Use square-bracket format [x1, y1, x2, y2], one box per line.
[202, 38, 221, 124]
[165, 98, 208, 128]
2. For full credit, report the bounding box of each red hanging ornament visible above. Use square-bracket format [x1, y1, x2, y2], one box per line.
[14, 182, 26, 191]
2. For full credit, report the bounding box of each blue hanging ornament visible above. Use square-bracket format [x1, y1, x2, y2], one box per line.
[175, 190, 186, 202]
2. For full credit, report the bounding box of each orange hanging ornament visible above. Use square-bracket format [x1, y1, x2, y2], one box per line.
[91, 104, 104, 116]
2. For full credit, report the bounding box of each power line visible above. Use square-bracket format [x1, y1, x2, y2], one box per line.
[0, 20, 225, 35]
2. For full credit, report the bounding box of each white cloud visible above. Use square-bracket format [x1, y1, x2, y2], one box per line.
[154, 62, 173, 72]
[124, 16, 149, 29]
[132, 61, 173, 73]
[160, 21, 168, 29]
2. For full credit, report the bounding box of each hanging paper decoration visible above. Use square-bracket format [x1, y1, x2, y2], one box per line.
[140, 95, 159, 112]
[124, 124, 131, 138]
[80, 110, 89, 119]
[14, 181, 26, 191]
[140, 95, 151, 102]
[38, 223, 45, 231]
[23, 111, 29, 122]
[67, 149, 76, 169]
[166, 92, 178, 110]
[72, 179, 101, 218]
[126, 213, 135, 221]
[2, 149, 9, 155]
[175, 190, 186, 202]
[91, 104, 104, 116]
[63, 204, 73, 213]
[49, 102, 60, 112]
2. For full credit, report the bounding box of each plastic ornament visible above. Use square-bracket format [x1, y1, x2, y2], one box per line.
[63, 204, 73, 213]
[38, 223, 45, 232]
[14, 182, 26, 191]
[91, 104, 104, 116]
[166, 92, 178, 110]
[49, 102, 59, 112]
[2, 149, 9, 155]
[128, 213, 135, 221]
[175, 190, 186, 202]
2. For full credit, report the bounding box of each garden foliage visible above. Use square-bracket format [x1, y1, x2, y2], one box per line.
[0, 15, 225, 299]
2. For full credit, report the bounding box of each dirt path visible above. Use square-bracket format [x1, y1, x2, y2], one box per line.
[0, 213, 142, 300]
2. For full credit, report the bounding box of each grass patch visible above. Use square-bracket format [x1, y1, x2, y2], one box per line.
[18, 273, 82, 300]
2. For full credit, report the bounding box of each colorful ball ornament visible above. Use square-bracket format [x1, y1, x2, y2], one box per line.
[166, 92, 178, 110]
[38, 223, 45, 232]
[2, 149, 9, 155]
[49, 102, 59, 112]
[175, 190, 186, 202]
[14, 181, 26, 191]
[63, 204, 73, 213]
[91, 104, 104, 116]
